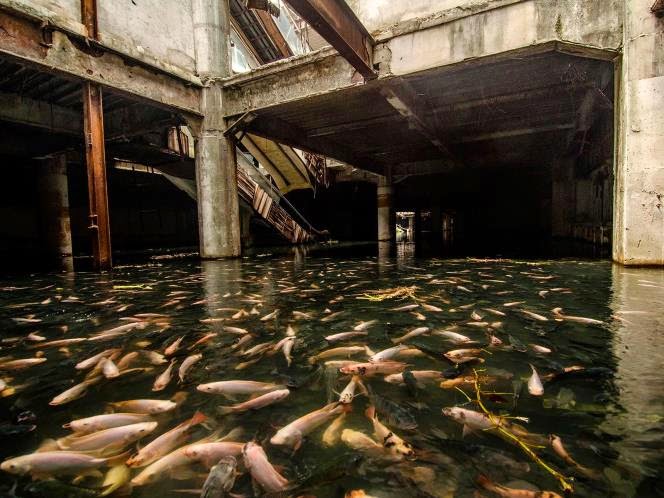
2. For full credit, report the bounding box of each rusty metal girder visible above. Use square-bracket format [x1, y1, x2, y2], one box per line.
[83, 82, 112, 271]
[285, 0, 375, 79]
[80, 0, 99, 39]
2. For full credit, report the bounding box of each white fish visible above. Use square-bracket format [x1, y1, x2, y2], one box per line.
[50, 378, 100, 406]
[520, 309, 549, 322]
[391, 327, 430, 344]
[164, 336, 184, 356]
[552, 308, 603, 325]
[353, 320, 377, 331]
[178, 354, 202, 383]
[270, 402, 346, 450]
[260, 309, 279, 321]
[338, 375, 364, 404]
[64, 413, 154, 434]
[325, 331, 368, 343]
[432, 330, 475, 344]
[369, 345, 408, 363]
[529, 344, 552, 354]
[242, 441, 289, 493]
[528, 364, 544, 396]
[99, 357, 120, 379]
[152, 359, 177, 391]
[75, 349, 121, 370]
[197, 380, 284, 397]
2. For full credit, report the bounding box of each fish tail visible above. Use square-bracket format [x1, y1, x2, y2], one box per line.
[217, 406, 235, 416]
[476, 474, 494, 490]
[189, 410, 207, 426]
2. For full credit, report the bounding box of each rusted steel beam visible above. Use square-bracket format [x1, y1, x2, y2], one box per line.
[254, 9, 293, 59]
[285, 0, 375, 79]
[80, 0, 99, 39]
[82, 82, 112, 271]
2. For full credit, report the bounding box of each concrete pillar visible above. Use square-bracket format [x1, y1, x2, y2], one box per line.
[377, 176, 394, 241]
[37, 154, 73, 272]
[613, 1, 664, 265]
[192, 0, 241, 258]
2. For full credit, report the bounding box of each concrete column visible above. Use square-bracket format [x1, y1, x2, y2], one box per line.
[192, 0, 241, 258]
[37, 154, 73, 272]
[613, 1, 664, 265]
[377, 176, 394, 241]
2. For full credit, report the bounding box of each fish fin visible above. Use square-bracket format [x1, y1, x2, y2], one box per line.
[364, 405, 376, 420]
[218, 426, 244, 442]
[292, 437, 303, 454]
[356, 377, 369, 396]
[217, 406, 235, 416]
[364, 346, 376, 356]
[76, 469, 104, 482]
[462, 424, 475, 438]
[104, 449, 133, 466]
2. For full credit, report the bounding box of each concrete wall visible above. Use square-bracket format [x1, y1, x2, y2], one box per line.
[27, 0, 81, 22]
[98, 0, 197, 73]
[2, 0, 198, 75]
[346, 0, 476, 32]
[613, 0, 664, 265]
[384, 0, 622, 77]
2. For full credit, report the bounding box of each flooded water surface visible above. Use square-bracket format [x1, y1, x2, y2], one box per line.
[0, 250, 663, 497]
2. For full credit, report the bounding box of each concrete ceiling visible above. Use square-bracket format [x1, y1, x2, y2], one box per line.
[241, 50, 613, 176]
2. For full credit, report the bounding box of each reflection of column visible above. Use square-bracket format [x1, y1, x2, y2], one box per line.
[293, 245, 306, 270]
[240, 205, 253, 249]
[377, 176, 394, 241]
[601, 265, 664, 496]
[201, 259, 243, 320]
[38, 154, 74, 272]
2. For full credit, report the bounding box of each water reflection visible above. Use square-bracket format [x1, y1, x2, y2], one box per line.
[603, 265, 664, 496]
[0, 256, 663, 497]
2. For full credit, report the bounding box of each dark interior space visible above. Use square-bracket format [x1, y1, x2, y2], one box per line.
[286, 181, 378, 241]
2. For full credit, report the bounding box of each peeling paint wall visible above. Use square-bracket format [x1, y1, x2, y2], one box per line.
[98, 0, 196, 73]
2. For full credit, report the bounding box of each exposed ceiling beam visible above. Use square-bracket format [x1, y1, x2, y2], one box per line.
[452, 124, 575, 144]
[0, 9, 201, 116]
[379, 80, 458, 166]
[0, 91, 82, 134]
[253, 9, 293, 59]
[285, 0, 375, 79]
[0, 90, 179, 140]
